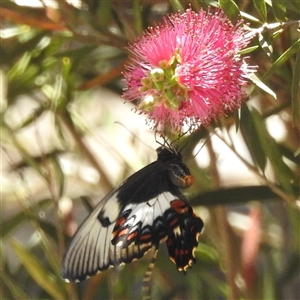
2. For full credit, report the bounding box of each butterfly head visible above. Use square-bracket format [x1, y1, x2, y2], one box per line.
[156, 146, 194, 189]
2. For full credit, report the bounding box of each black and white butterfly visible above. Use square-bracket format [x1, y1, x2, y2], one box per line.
[61, 145, 204, 282]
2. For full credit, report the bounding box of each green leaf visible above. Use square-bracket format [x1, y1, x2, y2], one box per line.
[133, 0, 143, 35]
[0, 262, 29, 300]
[97, 0, 112, 28]
[287, 0, 300, 13]
[250, 73, 277, 98]
[169, 0, 184, 11]
[272, 0, 287, 22]
[50, 156, 65, 198]
[258, 32, 273, 59]
[251, 108, 294, 194]
[239, 45, 259, 55]
[262, 38, 300, 81]
[292, 49, 300, 124]
[10, 239, 66, 300]
[196, 243, 220, 265]
[219, 0, 240, 21]
[240, 105, 267, 171]
[262, 251, 276, 299]
[240, 11, 261, 23]
[253, 0, 267, 21]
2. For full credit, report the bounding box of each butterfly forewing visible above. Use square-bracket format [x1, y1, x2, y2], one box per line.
[61, 146, 204, 282]
[61, 193, 119, 281]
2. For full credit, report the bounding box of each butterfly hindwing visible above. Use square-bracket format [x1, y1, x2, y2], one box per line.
[166, 200, 204, 272]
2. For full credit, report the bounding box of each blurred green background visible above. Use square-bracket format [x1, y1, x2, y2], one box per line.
[1, 0, 300, 299]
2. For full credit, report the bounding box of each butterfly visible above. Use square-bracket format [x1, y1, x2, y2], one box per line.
[61, 145, 204, 282]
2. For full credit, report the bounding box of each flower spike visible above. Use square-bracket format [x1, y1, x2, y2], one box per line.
[123, 8, 256, 133]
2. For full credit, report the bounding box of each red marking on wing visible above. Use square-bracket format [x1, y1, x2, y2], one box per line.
[118, 228, 129, 237]
[170, 199, 189, 214]
[115, 216, 126, 228]
[140, 233, 152, 241]
[127, 231, 138, 241]
[166, 200, 204, 272]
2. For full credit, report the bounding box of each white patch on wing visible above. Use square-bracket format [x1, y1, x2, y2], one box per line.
[122, 192, 176, 228]
[100, 193, 122, 224]
[147, 198, 157, 206]
[173, 226, 181, 236]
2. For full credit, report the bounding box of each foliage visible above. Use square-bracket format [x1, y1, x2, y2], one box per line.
[1, 0, 299, 299]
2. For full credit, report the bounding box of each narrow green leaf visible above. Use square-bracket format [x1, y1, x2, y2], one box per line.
[133, 0, 143, 35]
[239, 45, 259, 55]
[263, 252, 276, 299]
[292, 49, 300, 124]
[0, 265, 29, 300]
[287, 0, 300, 12]
[250, 73, 277, 98]
[50, 156, 65, 198]
[272, 0, 287, 22]
[234, 108, 241, 131]
[7, 52, 31, 80]
[10, 239, 66, 300]
[196, 243, 220, 265]
[262, 38, 300, 81]
[219, 0, 240, 21]
[240, 105, 267, 171]
[253, 0, 267, 21]
[251, 108, 294, 194]
[38, 220, 59, 242]
[169, 0, 184, 11]
[36, 227, 64, 284]
[258, 32, 273, 59]
[240, 11, 261, 23]
[97, 0, 112, 28]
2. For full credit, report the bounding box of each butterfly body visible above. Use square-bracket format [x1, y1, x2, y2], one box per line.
[62, 146, 203, 282]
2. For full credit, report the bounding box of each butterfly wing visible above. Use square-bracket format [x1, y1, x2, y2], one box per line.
[61, 147, 204, 282]
[62, 191, 203, 282]
[61, 190, 122, 282]
[165, 199, 204, 272]
[62, 161, 161, 282]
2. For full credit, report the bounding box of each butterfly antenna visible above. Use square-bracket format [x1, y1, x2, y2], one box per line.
[114, 121, 152, 150]
[178, 139, 189, 153]
[169, 130, 190, 152]
[142, 248, 158, 300]
[154, 131, 169, 148]
[194, 139, 207, 157]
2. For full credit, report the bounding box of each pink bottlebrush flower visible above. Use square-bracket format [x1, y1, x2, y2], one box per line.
[123, 8, 256, 133]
